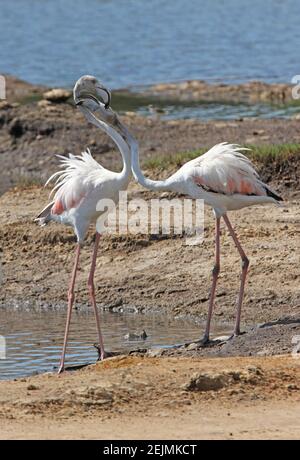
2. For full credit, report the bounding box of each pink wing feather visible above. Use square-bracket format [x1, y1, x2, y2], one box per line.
[46, 149, 104, 215]
[184, 143, 266, 197]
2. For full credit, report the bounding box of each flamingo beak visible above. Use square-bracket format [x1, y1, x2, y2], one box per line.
[96, 86, 111, 109]
[75, 88, 110, 109]
[75, 93, 101, 106]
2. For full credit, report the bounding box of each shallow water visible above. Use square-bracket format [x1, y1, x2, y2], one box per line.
[136, 102, 300, 121]
[0, 0, 299, 88]
[0, 308, 231, 380]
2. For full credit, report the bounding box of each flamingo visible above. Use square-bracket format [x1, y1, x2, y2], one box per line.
[79, 78, 283, 344]
[35, 75, 132, 373]
[127, 132, 283, 343]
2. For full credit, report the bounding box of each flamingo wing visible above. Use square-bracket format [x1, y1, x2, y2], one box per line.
[183, 143, 267, 197]
[46, 149, 106, 216]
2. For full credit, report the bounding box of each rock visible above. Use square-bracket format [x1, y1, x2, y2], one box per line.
[26, 384, 39, 391]
[184, 366, 264, 392]
[37, 99, 52, 108]
[124, 330, 147, 341]
[213, 335, 231, 342]
[186, 342, 200, 351]
[244, 366, 262, 376]
[8, 118, 24, 137]
[124, 111, 137, 117]
[43, 88, 72, 103]
[184, 372, 231, 391]
[0, 101, 12, 110]
[287, 384, 299, 391]
[147, 347, 165, 357]
[256, 349, 270, 356]
[66, 385, 113, 406]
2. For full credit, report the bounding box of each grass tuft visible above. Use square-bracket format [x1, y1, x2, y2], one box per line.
[144, 144, 300, 171]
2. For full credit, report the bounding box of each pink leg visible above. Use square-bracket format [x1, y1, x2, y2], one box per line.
[202, 217, 221, 343]
[58, 243, 81, 374]
[223, 214, 249, 336]
[88, 233, 105, 360]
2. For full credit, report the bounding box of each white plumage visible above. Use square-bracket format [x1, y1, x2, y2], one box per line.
[35, 75, 132, 373]
[158, 142, 281, 216]
[36, 148, 127, 242]
[118, 106, 283, 343]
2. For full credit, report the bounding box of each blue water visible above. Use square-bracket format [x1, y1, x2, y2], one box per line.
[0, 0, 299, 89]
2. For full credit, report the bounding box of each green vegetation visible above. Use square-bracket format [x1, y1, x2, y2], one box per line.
[144, 148, 207, 170]
[14, 175, 44, 189]
[144, 144, 300, 171]
[247, 143, 300, 162]
[17, 92, 44, 105]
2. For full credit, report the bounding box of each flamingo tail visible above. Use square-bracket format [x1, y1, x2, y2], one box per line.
[264, 186, 283, 202]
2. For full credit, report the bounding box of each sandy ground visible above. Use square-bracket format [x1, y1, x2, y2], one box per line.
[0, 184, 299, 439]
[3, 403, 300, 440]
[0, 76, 300, 439]
[0, 355, 299, 440]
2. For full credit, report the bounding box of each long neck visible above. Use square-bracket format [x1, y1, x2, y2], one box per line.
[80, 106, 131, 183]
[117, 120, 171, 192]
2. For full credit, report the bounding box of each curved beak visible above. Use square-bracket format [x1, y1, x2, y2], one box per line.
[75, 88, 111, 109]
[75, 93, 100, 106]
[102, 87, 111, 109]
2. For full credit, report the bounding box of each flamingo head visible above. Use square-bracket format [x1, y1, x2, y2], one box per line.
[74, 75, 111, 109]
[74, 75, 120, 127]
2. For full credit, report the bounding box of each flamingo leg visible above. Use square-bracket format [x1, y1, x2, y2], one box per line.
[58, 243, 81, 374]
[202, 217, 221, 343]
[223, 214, 249, 336]
[88, 233, 105, 360]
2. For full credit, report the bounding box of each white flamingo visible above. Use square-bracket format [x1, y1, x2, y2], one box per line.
[35, 75, 132, 373]
[80, 78, 283, 343]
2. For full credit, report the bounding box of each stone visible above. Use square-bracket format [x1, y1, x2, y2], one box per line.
[147, 347, 165, 357]
[8, 118, 24, 137]
[0, 101, 12, 110]
[43, 88, 72, 103]
[124, 330, 147, 341]
[186, 342, 200, 351]
[37, 99, 52, 108]
[184, 372, 231, 392]
[26, 384, 39, 391]
[66, 385, 113, 405]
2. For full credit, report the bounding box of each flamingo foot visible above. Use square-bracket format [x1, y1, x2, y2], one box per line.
[231, 329, 246, 339]
[57, 364, 65, 375]
[198, 335, 211, 347]
[225, 330, 246, 343]
[94, 343, 107, 361]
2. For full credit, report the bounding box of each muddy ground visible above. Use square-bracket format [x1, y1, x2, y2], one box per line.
[0, 76, 299, 439]
[1, 75, 300, 196]
[1, 185, 299, 355]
